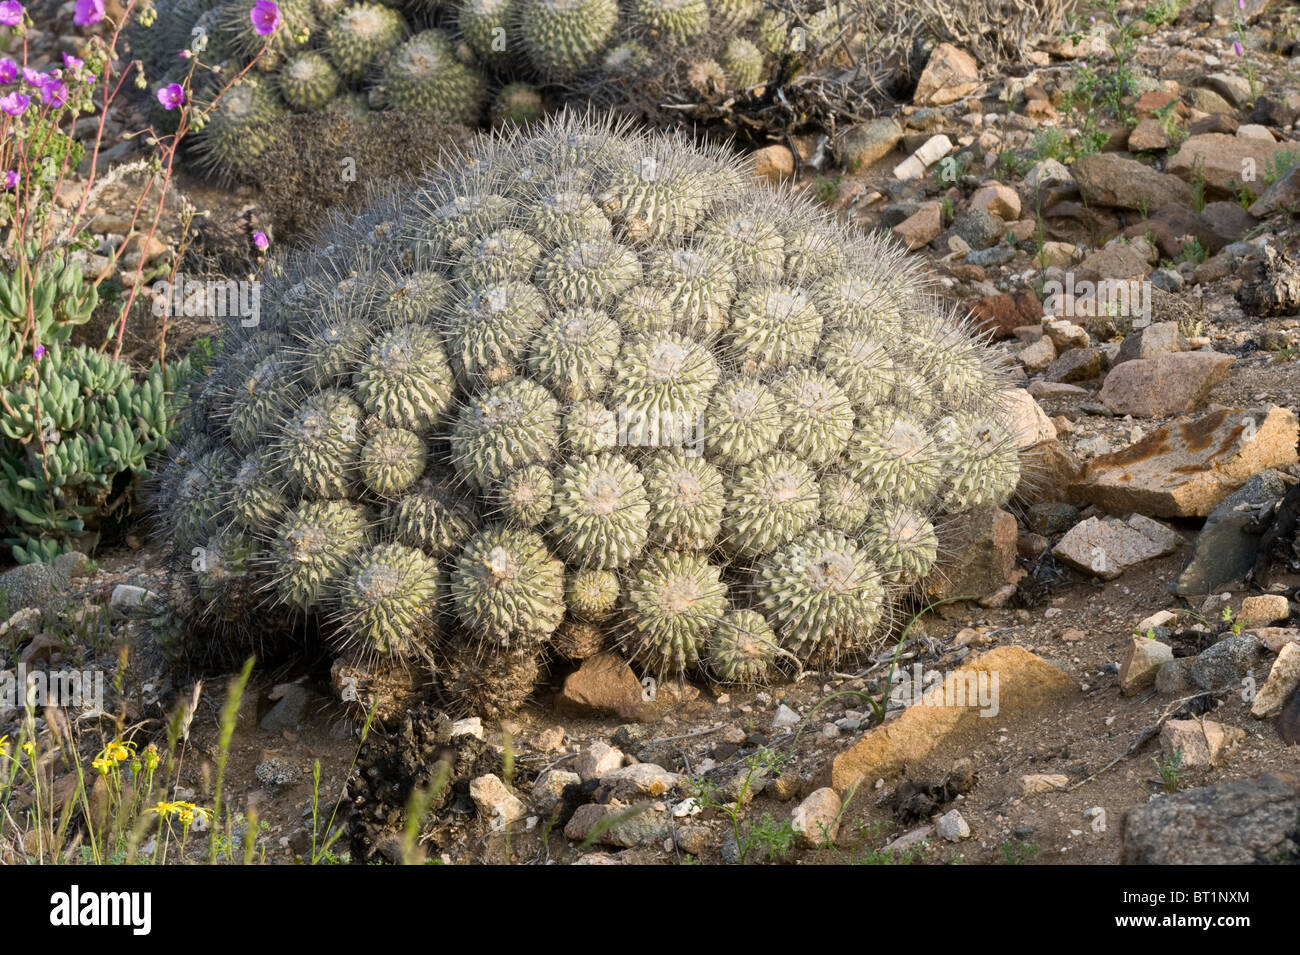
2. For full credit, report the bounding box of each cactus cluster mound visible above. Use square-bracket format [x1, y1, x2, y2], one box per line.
[156, 114, 1019, 715]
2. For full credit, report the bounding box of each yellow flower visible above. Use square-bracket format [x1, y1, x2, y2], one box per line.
[103, 740, 135, 763]
[21, 741, 34, 757]
[92, 756, 114, 776]
[150, 800, 177, 817]
[142, 744, 160, 773]
[0, 734, 8, 755]
[169, 801, 211, 826]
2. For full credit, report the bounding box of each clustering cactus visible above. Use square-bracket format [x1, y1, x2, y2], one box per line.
[156, 115, 1018, 713]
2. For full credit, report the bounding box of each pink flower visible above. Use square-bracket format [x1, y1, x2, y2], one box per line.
[249, 0, 281, 36]
[3, 169, 19, 189]
[156, 82, 184, 110]
[32, 343, 45, 360]
[0, 58, 15, 83]
[1233, 40, 1243, 55]
[252, 230, 269, 251]
[72, 0, 104, 26]
[0, 1, 21, 26]
[0, 90, 28, 114]
[21, 66, 40, 85]
[62, 52, 83, 71]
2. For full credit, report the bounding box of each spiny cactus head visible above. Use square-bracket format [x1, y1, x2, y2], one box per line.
[720, 36, 765, 88]
[625, 550, 727, 677]
[280, 52, 341, 111]
[330, 543, 440, 660]
[629, 0, 709, 46]
[707, 609, 778, 684]
[325, 1, 406, 81]
[380, 30, 483, 122]
[269, 499, 370, 610]
[451, 525, 565, 648]
[191, 79, 286, 183]
[360, 427, 427, 497]
[491, 82, 546, 127]
[517, 0, 619, 79]
[492, 463, 554, 527]
[565, 567, 620, 620]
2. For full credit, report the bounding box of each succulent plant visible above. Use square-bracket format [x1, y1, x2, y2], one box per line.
[517, 0, 619, 78]
[157, 114, 1016, 714]
[379, 30, 483, 122]
[190, 79, 287, 183]
[325, 1, 406, 81]
[280, 52, 342, 110]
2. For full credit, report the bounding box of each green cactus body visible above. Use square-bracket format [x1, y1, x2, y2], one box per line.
[280, 52, 341, 111]
[491, 82, 545, 127]
[381, 30, 483, 122]
[191, 80, 286, 183]
[331, 543, 440, 657]
[758, 529, 885, 662]
[720, 36, 765, 88]
[727, 285, 821, 376]
[723, 451, 819, 559]
[445, 281, 549, 388]
[566, 567, 620, 619]
[325, 2, 406, 81]
[353, 323, 455, 430]
[562, 399, 617, 456]
[452, 525, 565, 647]
[774, 367, 854, 466]
[275, 388, 364, 499]
[457, 0, 514, 68]
[707, 608, 778, 683]
[493, 463, 554, 526]
[701, 377, 781, 468]
[527, 308, 622, 402]
[539, 237, 642, 308]
[385, 475, 478, 555]
[864, 504, 938, 585]
[547, 451, 649, 569]
[643, 450, 724, 551]
[626, 550, 727, 675]
[608, 332, 718, 440]
[270, 500, 370, 609]
[451, 377, 560, 490]
[517, 0, 618, 78]
[360, 427, 427, 496]
[629, 0, 709, 45]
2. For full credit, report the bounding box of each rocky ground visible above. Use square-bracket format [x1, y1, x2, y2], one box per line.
[4, 0, 1300, 865]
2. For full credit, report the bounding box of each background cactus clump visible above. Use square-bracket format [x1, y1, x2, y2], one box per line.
[155, 113, 1018, 714]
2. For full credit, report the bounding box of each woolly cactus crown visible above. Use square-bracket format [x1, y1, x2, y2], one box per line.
[158, 112, 1019, 709]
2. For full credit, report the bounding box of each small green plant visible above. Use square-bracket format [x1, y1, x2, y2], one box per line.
[1179, 238, 1208, 264]
[1152, 748, 1187, 793]
[1189, 157, 1208, 212]
[1143, 0, 1183, 27]
[1264, 148, 1300, 185]
[999, 839, 1041, 865]
[814, 176, 841, 204]
[689, 747, 793, 865]
[939, 196, 955, 224]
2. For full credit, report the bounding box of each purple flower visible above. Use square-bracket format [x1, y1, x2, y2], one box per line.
[156, 83, 184, 110]
[0, 90, 28, 114]
[0, 58, 15, 84]
[3, 170, 19, 189]
[38, 78, 66, 107]
[0, 1, 21, 26]
[62, 52, 83, 71]
[1233, 40, 1244, 55]
[249, 0, 281, 36]
[32, 344, 45, 360]
[21, 66, 40, 85]
[72, 0, 104, 26]
[1238, 0, 1246, 8]
[252, 230, 269, 251]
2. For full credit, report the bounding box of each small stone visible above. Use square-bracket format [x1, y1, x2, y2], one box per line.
[1022, 773, 1070, 795]
[893, 202, 943, 250]
[109, 584, 157, 610]
[675, 825, 713, 855]
[772, 703, 800, 728]
[935, 809, 971, 842]
[1019, 335, 1057, 372]
[1239, 595, 1290, 628]
[535, 725, 565, 752]
[1045, 347, 1102, 383]
[1052, 514, 1182, 580]
[254, 757, 300, 793]
[450, 716, 483, 739]
[1119, 636, 1175, 695]
[837, 117, 903, 171]
[1060, 628, 1086, 644]
[574, 741, 625, 781]
[1188, 633, 1263, 691]
[259, 684, 310, 734]
[1251, 642, 1300, 719]
[600, 763, 682, 799]
[913, 44, 980, 106]
[790, 787, 842, 848]
[969, 182, 1021, 220]
[469, 774, 528, 829]
[1255, 628, 1300, 653]
[532, 769, 580, 813]
[1158, 719, 1244, 767]
[750, 145, 794, 185]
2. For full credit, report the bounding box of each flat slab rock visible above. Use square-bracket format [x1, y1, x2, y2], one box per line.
[1119, 772, 1300, 864]
[1071, 405, 1300, 518]
[1053, 513, 1183, 580]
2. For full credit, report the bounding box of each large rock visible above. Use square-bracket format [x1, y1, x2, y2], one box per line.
[1098, 351, 1234, 418]
[1253, 642, 1300, 719]
[1053, 514, 1182, 580]
[1071, 406, 1300, 518]
[1248, 159, 1300, 217]
[1172, 469, 1291, 594]
[1119, 772, 1300, 864]
[817, 646, 1080, 794]
[1158, 718, 1244, 767]
[967, 289, 1043, 339]
[556, 652, 645, 720]
[1189, 632, 1265, 691]
[1119, 635, 1175, 695]
[913, 43, 980, 106]
[1168, 133, 1295, 198]
[1000, 388, 1056, 448]
[923, 506, 1018, 602]
[1071, 154, 1194, 211]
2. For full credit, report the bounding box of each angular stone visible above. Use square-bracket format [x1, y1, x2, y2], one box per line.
[893, 202, 943, 250]
[1189, 633, 1264, 691]
[469, 774, 528, 828]
[1120, 635, 1175, 695]
[1128, 118, 1173, 152]
[1022, 773, 1070, 795]
[556, 652, 644, 720]
[1043, 318, 1090, 351]
[1000, 388, 1056, 448]
[1168, 133, 1295, 198]
[969, 183, 1021, 220]
[1120, 772, 1300, 864]
[1072, 154, 1194, 210]
[599, 763, 682, 799]
[1077, 243, 1152, 282]
[1240, 594, 1291, 628]
[836, 117, 903, 171]
[1159, 718, 1245, 767]
[791, 787, 841, 848]
[1248, 159, 1300, 217]
[574, 741, 624, 781]
[1045, 346, 1102, 383]
[1053, 514, 1183, 580]
[1114, 322, 1185, 366]
[967, 289, 1043, 339]
[1019, 335, 1056, 372]
[820, 646, 1080, 794]
[750, 144, 794, 185]
[913, 43, 980, 106]
[1173, 469, 1291, 594]
[923, 506, 1018, 601]
[1252, 643, 1300, 719]
[1072, 406, 1300, 517]
[1256, 627, 1300, 653]
[532, 769, 580, 813]
[1098, 351, 1234, 417]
